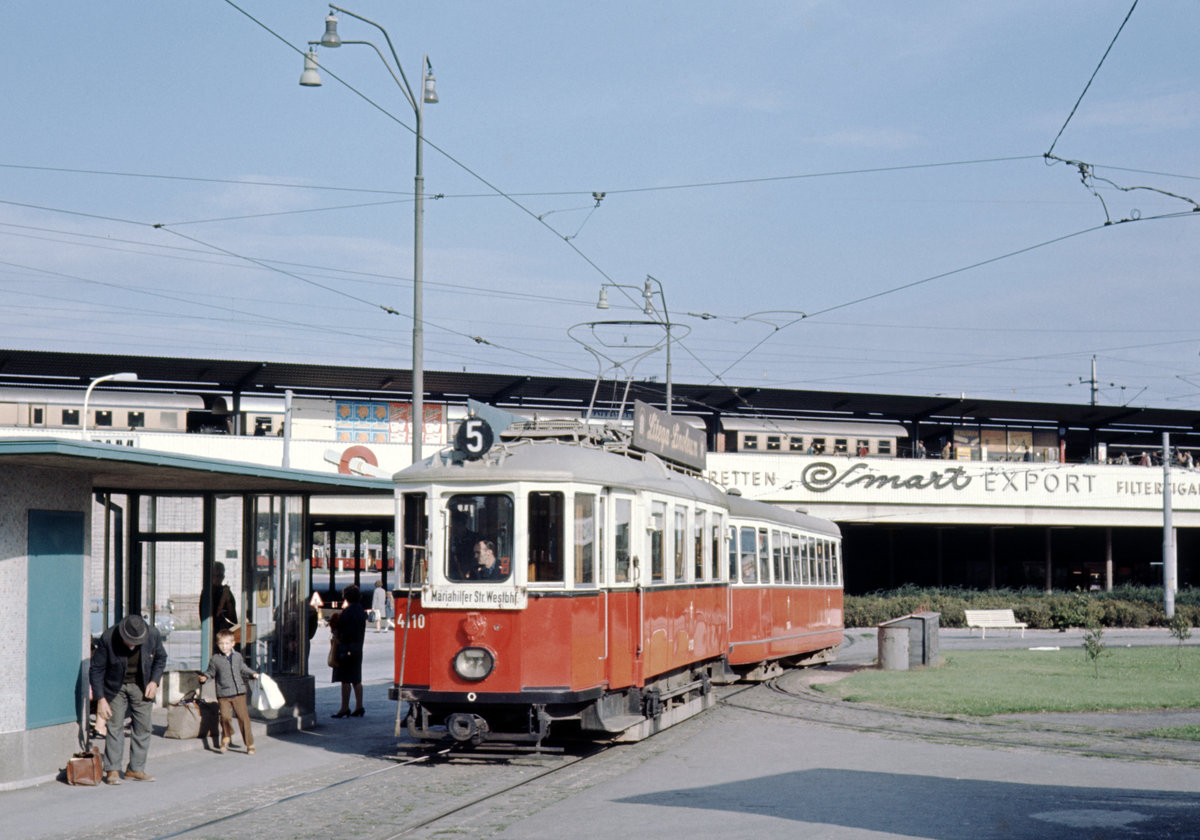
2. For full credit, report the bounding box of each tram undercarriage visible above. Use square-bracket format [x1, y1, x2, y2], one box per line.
[403, 662, 721, 751]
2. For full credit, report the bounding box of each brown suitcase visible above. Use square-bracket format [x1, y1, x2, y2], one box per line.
[66, 745, 102, 786]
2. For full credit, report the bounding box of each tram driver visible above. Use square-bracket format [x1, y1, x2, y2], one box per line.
[468, 540, 503, 581]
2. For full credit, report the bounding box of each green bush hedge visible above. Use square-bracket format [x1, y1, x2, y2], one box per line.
[844, 585, 1200, 629]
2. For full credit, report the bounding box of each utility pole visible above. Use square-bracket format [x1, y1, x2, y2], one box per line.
[1163, 433, 1177, 619]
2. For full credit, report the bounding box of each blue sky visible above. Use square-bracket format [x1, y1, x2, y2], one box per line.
[4, 1, 1199, 409]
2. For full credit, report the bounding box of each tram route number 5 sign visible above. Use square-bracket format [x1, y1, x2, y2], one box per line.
[455, 417, 494, 460]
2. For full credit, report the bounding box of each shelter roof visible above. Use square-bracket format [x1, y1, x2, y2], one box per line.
[0, 438, 393, 495]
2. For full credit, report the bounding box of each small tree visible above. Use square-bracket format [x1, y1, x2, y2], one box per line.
[1168, 612, 1193, 671]
[1082, 624, 1106, 679]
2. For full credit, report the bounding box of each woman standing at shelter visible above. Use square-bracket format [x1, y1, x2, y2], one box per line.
[331, 585, 366, 718]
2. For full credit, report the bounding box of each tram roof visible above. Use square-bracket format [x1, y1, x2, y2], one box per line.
[1, 349, 1197, 444]
[0, 438, 393, 495]
[397, 439, 731, 506]
[725, 492, 842, 539]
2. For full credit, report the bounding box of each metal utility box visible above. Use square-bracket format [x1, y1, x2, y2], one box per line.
[880, 611, 940, 668]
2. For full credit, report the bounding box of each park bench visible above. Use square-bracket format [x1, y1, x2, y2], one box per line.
[964, 609, 1027, 639]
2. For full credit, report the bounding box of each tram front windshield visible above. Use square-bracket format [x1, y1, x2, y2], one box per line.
[447, 494, 513, 583]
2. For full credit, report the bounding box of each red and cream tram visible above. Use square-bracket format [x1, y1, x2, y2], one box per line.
[390, 421, 843, 750]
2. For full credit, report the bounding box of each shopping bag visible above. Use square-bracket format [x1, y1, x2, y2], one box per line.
[65, 746, 102, 786]
[258, 673, 286, 711]
[250, 682, 268, 713]
[165, 689, 203, 739]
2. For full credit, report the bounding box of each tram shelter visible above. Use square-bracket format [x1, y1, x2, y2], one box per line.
[0, 438, 391, 788]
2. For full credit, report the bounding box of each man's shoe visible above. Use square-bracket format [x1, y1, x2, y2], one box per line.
[103, 770, 121, 785]
[124, 770, 155, 782]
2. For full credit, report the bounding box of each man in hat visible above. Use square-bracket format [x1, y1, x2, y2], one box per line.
[89, 613, 167, 785]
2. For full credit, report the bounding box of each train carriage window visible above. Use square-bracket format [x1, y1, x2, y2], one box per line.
[574, 494, 597, 586]
[742, 434, 758, 451]
[528, 492, 564, 583]
[766, 435, 781, 451]
[613, 498, 632, 583]
[810, 437, 825, 454]
[95, 410, 112, 428]
[32, 406, 45, 426]
[878, 439, 892, 455]
[856, 439, 870, 457]
[62, 408, 79, 426]
[650, 502, 665, 582]
[673, 506, 686, 582]
[757, 528, 770, 584]
[771, 530, 783, 584]
[128, 411, 145, 429]
[447, 493, 513, 583]
[789, 436, 804, 452]
[739, 527, 757, 583]
[400, 492, 428, 585]
[693, 509, 706, 581]
[834, 438, 848, 454]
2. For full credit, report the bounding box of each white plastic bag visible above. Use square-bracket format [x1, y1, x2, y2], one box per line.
[257, 673, 286, 711]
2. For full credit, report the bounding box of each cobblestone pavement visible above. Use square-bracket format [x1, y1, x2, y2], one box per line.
[8, 627, 1200, 840]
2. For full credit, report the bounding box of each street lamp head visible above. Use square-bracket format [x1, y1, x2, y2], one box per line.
[596, 287, 610, 310]
[299, 48, 323, 87]
[423, 59, 438, 104]
[110, 372, 139, 383]
[320, 13, 342, 48]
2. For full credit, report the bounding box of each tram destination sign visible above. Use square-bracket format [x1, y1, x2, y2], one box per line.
[632, 400, 706, 471]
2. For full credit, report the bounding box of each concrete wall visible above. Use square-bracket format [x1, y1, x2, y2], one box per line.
[0, 465, 92, 789]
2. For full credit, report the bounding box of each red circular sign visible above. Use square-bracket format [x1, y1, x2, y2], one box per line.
[338, 445, 378, 475]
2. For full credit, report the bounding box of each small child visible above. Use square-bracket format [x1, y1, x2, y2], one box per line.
[198, 629, 259, 754]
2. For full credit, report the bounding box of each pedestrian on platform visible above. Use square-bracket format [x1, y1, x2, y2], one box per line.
[89, 614, 167, 785]
[198, 628, 259, 754]
[331, 585, 366, 718]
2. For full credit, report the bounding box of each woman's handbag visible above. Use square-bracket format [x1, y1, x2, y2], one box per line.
[327, 637, 338, 668]
[66, 746, 102, 786]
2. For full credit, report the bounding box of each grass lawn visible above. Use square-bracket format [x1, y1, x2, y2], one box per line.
[815, 647, 1200, 716]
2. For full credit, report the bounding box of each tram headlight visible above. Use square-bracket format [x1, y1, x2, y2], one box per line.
[453, 647, 495, 681]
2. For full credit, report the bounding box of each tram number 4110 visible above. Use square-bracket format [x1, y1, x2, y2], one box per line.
[396, 613, 426, 630]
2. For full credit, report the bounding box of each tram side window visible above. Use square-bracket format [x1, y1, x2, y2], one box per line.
[673, 506, 686, 582]
[757, 528, 770, 584]
[831, 542, 841, 585]
[816, 540, 827, 585]
[528, 492, 564, 583]
[771, 530, 783, 584]
[739, 526, 757, 583]
[801, 536, 812, 585]
[781, 531, 792, 584]
[790, 532, 801, 583]
[711, 515, 723, 581]
[400, 492, 428, 584]
[574, 494, 597, 586]
[447, 493, 514, 583]
[614, 498, 632, 583]
[650, 502, 665, 582]
[728, 526, 738, 582]
[693, 509, 706, 581]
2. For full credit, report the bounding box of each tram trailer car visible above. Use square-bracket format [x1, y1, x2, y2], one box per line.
[389, 433, 843, 750]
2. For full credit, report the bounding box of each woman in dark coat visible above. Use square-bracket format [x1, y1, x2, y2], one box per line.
[331, 584, 367, 717]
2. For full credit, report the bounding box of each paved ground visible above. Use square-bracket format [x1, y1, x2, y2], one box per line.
[7, 627, 1200, 840]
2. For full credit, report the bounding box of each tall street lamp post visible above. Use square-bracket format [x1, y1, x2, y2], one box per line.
[302, 6, 438, 464]
[82, 372, 138, 440]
